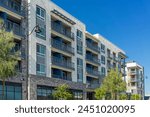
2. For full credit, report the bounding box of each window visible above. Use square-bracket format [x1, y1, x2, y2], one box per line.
[37, 44, 46, 55]
[36, 5, 46, 39]
[77, 29, 83, 55]
[72, 90, 83, 100]
[77, 29, 83, 39]
[101, 55, 105, 65]
[36, 6, 45, 20]
[77, 58, 83, 83]
[0, 82, 22, 100]
[37, 26, 46, 38]
[101, 67, 106, 76]
[36, 44, 46, 76]
[77, 39, 83, 55]
[77, 44, 83, 55]
[101, 44, 105, 53]
[37, 86, 54, 100]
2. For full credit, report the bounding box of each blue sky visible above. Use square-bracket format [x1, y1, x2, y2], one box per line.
[52, 0, 150, 95]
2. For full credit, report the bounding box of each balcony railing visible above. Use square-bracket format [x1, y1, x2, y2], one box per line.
[86, 83, 100, 89]
[86, 41, 100, 53]
[130, 78, 138, 82]
[107, 64, 113, 70]
[86, 55, 100, 65]
[52, 74, 72, 81]
[86, 68, 101, 77]
[113, 56, 118, 62]
[5, 20, 23, 36]
[107, 54, 113, 59]
[51, 39, 74, 55]
[52, 56, 75, 70]
[51, 22, 74, 40]
[0, 0, 24, 16]
[130, 71, 137, 75]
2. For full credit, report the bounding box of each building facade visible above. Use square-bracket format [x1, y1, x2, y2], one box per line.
[125, 61, 144, 99]
[0, 0, 127, 100]
[86, 33, 127, 99]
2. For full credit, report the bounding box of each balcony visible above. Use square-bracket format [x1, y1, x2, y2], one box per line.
[130, 78, 138, 82]
[86, 68, 101, 77]
[51, 39, 74, 55]
[86, 55, 100, 65]
[107, 54, 113, 60]
[107, 64, 113, 70]
[121, 62, 126, 68]
[130, 71, 137, 75]
[51, 22, 74, 40]
[86, 83, 100, 89]
[113, 56, 118, 62]
[5, 20, 23, 37]
[86, 41, 100, 53]
[52, 56, 75, 70]
[11, 48, 22, 60]
[0, 0, 24, 17]
[52, 74, 72, 81]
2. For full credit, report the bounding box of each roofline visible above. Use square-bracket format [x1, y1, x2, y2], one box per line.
[50, 1, 85, 26]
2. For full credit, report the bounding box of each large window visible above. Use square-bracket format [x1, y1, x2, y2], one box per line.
[77, 30, 83, 39]
[0, 82, 22, 100]
[72, 90, 83, 100]
[101, 44, 105, 53]
[101, 67, 106, 76]
[77, 58, 83, 83]
[37, 85, 84, 100]
[36, 5, 46, 39]
[36, 5, 45, 20]
[101, 55, 105, 65]
[37, 86, 54, 100]
[36, 44, 46, 76]
[77, 29, 83, 55]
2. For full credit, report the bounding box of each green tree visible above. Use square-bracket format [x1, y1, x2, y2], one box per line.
[0, 19, 18, 99]
[131, 94, 141, 100]
[119, 94, 128, 100]
[95, 69, 126, 100]
[53, 84, 73, 100]
[95, 87, 106, 100]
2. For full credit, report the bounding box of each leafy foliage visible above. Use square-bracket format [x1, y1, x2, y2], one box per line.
[119, 94, 128, 100]
[53, 84, 73, 100]
[131, 94, 141, 100]
[95, 87, 106, 100]
[95, 69, 127, 100]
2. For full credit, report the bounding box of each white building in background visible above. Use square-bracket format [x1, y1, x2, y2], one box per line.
[125, 61, 144, 99]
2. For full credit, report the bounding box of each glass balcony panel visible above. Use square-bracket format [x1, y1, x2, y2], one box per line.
[0, 0, 24, 16]
[51, 22, 74, 40]
[52, 56, 75, 70]
[51, 39, 74, 55]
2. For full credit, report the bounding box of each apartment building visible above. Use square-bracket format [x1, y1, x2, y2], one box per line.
[0, 0, 127, 100]
[125, 61, 144, 99]
[94, 34, 127, 78]
[0, 0, 27, 100]
[85, 32, 101, 100]
[86, 33, 127, 100]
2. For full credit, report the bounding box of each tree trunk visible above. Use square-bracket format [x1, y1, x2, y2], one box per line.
[2, 79, 5, 100]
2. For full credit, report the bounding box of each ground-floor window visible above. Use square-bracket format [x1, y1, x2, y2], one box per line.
[37, 85, 84, 100]
[0, 82, 22, 100]
[37, 85, 54, 100]
[87, 92, 95, 100]
[72, 90, 83, 100]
